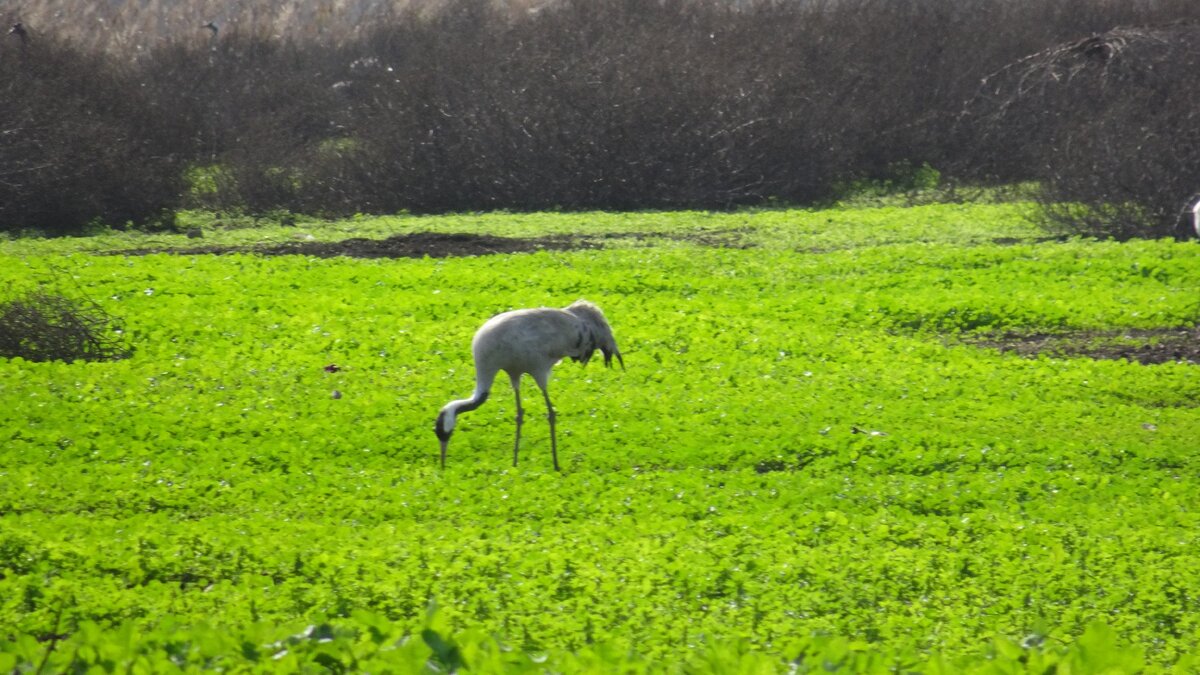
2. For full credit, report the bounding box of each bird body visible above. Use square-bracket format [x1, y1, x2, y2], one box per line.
[436, 300, 623, 471]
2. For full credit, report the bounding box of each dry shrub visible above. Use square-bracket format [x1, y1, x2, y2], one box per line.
[0, 292, 131, 362]
[960, 21, 1200, 240]
[0, 34, 184, 234]
[5, 0, 1200, 229]
[165, 0, 1200, 217]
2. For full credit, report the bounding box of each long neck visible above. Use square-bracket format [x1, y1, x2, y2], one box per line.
[458, 364, 498, 413]
[449, 388, 489, 415]
[436, 367, 496, 440]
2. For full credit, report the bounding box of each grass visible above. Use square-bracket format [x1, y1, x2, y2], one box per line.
[1, 202, 1046, 256]
[1, 202, 1198, 672]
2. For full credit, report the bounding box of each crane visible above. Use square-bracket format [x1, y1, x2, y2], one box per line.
[435, 300, 623, 471]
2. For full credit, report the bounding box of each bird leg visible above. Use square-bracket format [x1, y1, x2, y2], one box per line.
[541, 387, 559, 471]
[510, 373, 524, 467]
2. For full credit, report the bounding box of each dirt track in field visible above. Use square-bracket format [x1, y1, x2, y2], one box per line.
[116, 228, 753, 259]
[967, 326, 1200, 365]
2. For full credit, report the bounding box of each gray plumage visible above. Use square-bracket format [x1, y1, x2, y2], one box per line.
[435, 299, 623, 471]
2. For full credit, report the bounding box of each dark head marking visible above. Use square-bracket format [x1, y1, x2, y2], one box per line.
[434, 411, 451, 442]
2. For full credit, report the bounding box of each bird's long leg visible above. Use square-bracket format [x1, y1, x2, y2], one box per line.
[538, 382, 559, 472]
[509, 372, 523, 467]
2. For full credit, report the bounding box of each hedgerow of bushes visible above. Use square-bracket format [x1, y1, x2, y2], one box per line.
[2, 0, 1200, 237]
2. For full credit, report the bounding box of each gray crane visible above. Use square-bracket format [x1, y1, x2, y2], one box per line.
[435, 300, 624, 471]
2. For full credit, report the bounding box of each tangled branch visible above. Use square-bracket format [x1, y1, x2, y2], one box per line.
[960, 21, 1200, 239]
[0, 291, 132, 362]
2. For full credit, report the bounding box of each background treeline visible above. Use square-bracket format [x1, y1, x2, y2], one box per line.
[2, 0, 1200, 238]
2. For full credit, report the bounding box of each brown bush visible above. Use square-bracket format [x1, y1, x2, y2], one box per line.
[0, 292, 131, 362]
[961, 21, 1200, 240]
[0, 33, 185, 234]
[5, 0, 1200, 231]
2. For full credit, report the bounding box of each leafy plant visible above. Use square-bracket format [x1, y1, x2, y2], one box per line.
[0, 204, 1197, 671]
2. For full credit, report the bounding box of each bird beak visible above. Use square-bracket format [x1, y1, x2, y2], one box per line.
[439, 438, 448, 468]
[616, 351, 625, 371]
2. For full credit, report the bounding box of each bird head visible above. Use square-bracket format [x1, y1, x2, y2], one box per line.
[435, 407, 456, 467]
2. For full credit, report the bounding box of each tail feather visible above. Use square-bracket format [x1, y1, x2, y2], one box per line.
[566, 299, 623, 369]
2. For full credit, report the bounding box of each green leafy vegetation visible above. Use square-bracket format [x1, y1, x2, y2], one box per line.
[1, 204, 1198, 672]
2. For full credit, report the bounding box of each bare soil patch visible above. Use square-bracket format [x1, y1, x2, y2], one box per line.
[114, 228, 752, 259]
[970, 326, 1200, 365]
[117, 232, 590, 259]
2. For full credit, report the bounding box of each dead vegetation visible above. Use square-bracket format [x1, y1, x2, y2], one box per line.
[961, 21, 1200, 240]
[7, 0, 1200, 234]
[0, 291, 131, 362]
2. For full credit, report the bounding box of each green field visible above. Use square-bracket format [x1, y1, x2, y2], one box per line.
[2, 204, 1199, 672]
